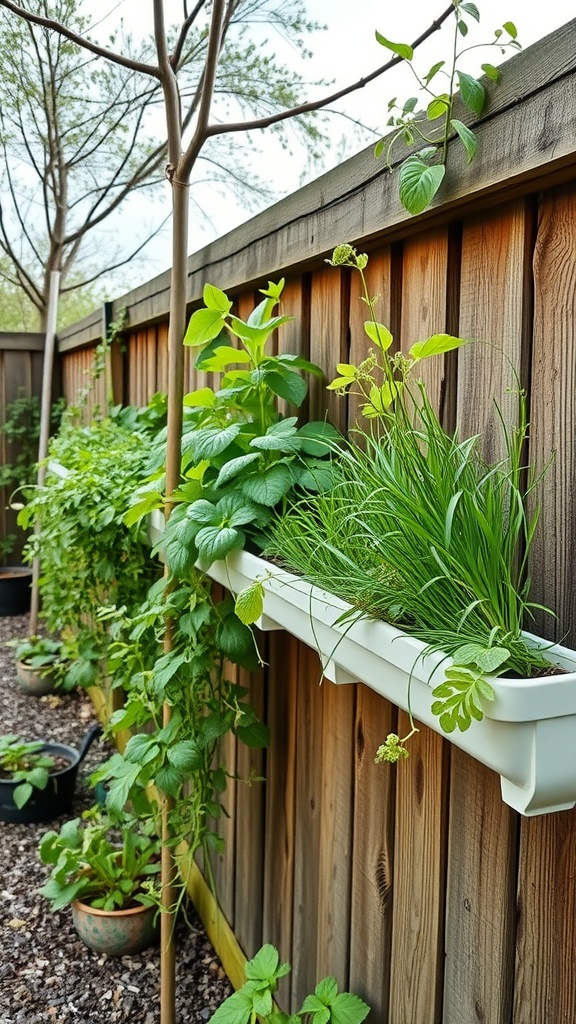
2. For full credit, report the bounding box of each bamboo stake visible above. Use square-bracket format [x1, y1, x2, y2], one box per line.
[29, 270, 60, 635]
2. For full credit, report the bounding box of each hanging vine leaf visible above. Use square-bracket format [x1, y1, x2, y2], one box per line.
[399, 150, 445, 215]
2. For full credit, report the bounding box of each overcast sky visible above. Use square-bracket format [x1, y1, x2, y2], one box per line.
[92, 0, 575, 290]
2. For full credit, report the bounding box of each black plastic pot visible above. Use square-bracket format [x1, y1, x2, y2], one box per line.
[0, 566, 33, 616]
[0, 724, 102, 824]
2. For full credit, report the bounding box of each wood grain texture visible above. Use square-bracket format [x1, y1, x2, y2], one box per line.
[315, 678, 355, 984]
[262, 633, 298, 1010]
[443, 751, 517, 1024]
[514, 809, 576, 1024]
[443, 200, 530, 1024]
[457, 201, 530, 457]
[290, 643, 324, 1010]
[528, 184, 576, 641]
[309, 265, 348, 430]
[349, 687, 396, 1022]
[233, 665, 266, 959]
[400, 229, 449, 411]
[388, 714, 448, 1024]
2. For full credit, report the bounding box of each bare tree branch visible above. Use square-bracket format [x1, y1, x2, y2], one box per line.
[170, 0, 206, 70]
[203, 5, 454, 138]
[0, 0, 161, 78]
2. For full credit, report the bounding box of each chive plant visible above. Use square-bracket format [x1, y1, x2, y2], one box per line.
[263, 245, 552, 758]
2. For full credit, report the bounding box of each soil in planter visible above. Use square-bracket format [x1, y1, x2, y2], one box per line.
[0, 614, 233, 1024]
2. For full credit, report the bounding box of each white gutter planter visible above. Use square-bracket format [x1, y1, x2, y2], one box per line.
[194, 547, 576, 818]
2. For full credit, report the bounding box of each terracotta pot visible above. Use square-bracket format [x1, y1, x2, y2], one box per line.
[16, 659, 58, 697]
[0, 566, 32, 616]
[71, 899, 159, 956]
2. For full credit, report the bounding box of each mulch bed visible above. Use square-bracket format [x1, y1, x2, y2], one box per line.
[0, 614, 233, 1024]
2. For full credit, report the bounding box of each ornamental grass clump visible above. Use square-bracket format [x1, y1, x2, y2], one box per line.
[265, 245, 551, 758]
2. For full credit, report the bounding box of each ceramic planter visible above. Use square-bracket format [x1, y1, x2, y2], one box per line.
[71, 899, 158, 956]
[16, 659, 59, 696]
[0, 724, 101, 824]
[202, 549, 576, 817]
[0, 566, 32, 616]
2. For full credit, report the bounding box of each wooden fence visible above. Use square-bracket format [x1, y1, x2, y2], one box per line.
[6, 18, 576, 1022]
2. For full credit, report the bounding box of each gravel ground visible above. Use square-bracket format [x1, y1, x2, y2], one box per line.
[0, 614, 233, 1024]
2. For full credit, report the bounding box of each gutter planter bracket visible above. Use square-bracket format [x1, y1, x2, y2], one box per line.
[203, 548, 576, 818]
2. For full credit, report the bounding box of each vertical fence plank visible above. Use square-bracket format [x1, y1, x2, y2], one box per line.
[388, 719, 448, 1024]
[514, 811, 576, 1024]
[349, 687, 396, 1022]
[443, 201, 530, 1024]
[291, 643, 324, 1010]
[400, 229, 450, 409]
[316, 680, 355, 984]
[514, 183, 576, 1024]
[309, 266, 348, 430]
[263, 632, 298, 1009]
[233, 665, 266, 959]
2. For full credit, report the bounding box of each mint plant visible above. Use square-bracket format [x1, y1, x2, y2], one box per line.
[128, 281, 340, 575]
[375, 1, 521, 214]
[0, 735, 58, 809]
[209, 944, 370, 1024]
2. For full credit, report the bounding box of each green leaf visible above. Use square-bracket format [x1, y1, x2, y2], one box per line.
[424, 60, 445, 85]
[155, 764, 183, 798]
[250, 433, 302, 453]
[296, 421, 341, 456]
[209, 989, 253, 1024]
[218, 614, 255, 664]
[183, 308, 226, 346]
[236, 720, 270, 749]
[315, 977, 339, 1004]
[242, 464, 293, 505]
[235, 581, 265, 625]
[245, 944, 281, 981]
[427, 94, 450, 121]
[481, 63, 500, 82]
[475, 647, 510, 673]
[329, 991, 371, 1024]
[196, 526, 244, 562]
[503, 20, 518, 38]
[374, 138, 385, 159]
[167, 740, 203, 772]
[364, 321, 393, 351]
[408, 333, 465, 361]
[203, 283, 233, 313]
[13, 781, 33, 808]
[399, 152, 445, 215]
[402, 96, 418, 115]
[265, 369, 308, 407]
[183, 387, 216, 409]
[456, 71, 486, 116]
[186, 424, 242, 463]
[450, 119, 478, 163]
[460, 2, 480, 20]
[195, 346, 251, 373]
[374, 31, 413, 60]
[26, 767, 49, 790]
[214, 453, 261, 489]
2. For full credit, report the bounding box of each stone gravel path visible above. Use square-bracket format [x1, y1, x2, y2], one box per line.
[0, 614, 232, 1024]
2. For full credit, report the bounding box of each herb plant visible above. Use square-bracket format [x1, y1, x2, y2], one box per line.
[39, 809, 160, 912]
[375, 1, 521, 214]
[262, 245, 550, 759]
[128, 280, 340, 574]
[0, 735, 58, 809]
[209, 944, 370, 1024]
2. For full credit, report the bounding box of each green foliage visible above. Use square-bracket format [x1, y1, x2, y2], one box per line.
[38, 808, 160, 912]
[18, 412, 161, 679]
[131, 281, 340, 574]
[374, 2, 522, 214]
[0, 391, 64, 557]
[209, 944, 370, 1024]
[0, 735, 57, 809]
[266, 250, 550, 756]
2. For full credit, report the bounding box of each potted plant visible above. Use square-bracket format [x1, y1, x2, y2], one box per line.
[39, 808, 161, 956]
[8, 635, 68, 696]
[0, 725, 101, 824]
